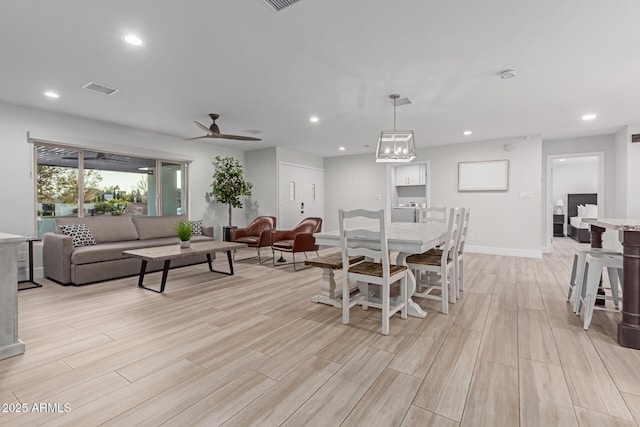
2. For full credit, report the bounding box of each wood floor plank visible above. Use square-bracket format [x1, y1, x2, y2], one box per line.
[453, 292, 491, 332]
[519, 358, 578, 427]
[400, 406, 459, 427]
[518, 307, 561, 365]
[281, 346, 394, 427]
[491, 283, 517, 311]
[104, 349, 270, 426]
[160, 371, 275, 427]
[413, 326, 482, 422]
[460, 360, 519, 427]
[389, 313, 453, 378]
[574, 406, 637, 427]
[341, 368, 422, 427]
[478, 306, 518, 368]
[223, 356, 341, 427]
[552, 327, 634, 420]
[589, 332, 640, 396]
[622, 392, 640, 426]
[41, 359, 203, 426]
[469, 273, 496, 295]
[517, 281, 545, 311]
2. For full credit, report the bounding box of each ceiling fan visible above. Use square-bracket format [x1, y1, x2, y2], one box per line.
[62, 152, 127, 163]
[185, 114, 262, 141]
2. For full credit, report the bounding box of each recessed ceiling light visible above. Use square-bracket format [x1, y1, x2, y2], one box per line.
[559, 158, 566, 162]
[123, 34, 144, 46]
[309, 116, 319, 123]
[582, 113, 597, 121]
[338, 147, 346, 151]
[463, 130, 472, 136]
[44, 91, 59, 99]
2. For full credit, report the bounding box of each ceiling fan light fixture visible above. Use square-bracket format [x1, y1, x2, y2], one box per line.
[376, 94, 416, 163]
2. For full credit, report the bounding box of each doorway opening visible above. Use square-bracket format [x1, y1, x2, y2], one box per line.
[545, 152, 604, 252]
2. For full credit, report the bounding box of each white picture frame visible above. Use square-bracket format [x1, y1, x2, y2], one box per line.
[458, 159, 509, 192]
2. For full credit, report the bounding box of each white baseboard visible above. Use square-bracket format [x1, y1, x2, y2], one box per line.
[465, 245, 543, 259]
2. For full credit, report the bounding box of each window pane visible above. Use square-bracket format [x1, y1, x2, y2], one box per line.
[36, 146, 79, 237]
[161, 162, 185, 216]
[83, 151, 155, 217]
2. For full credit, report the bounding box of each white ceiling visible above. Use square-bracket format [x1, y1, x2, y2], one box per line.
[2, 0, 639, 158]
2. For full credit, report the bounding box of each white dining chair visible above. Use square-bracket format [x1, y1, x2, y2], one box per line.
[339, 209, 408, 335]
[407, 207, 461, 314]
[419, 206, 447, 224]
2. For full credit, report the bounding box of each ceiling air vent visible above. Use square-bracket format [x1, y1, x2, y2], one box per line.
[632, 134, 640, 143]
[263, 0, 303, 12]
[82, 82, 119, 95]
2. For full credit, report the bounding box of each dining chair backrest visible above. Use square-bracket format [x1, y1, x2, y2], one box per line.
[440, 207, 461, 265]
[458, 208, 470, 254]
[420, 206, 447, 224]
[339, 209, 390, 277]
[452, 208, 466, 254]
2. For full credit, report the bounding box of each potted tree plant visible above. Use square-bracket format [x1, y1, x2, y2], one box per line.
[177, 221, 192, 248]
[210, 156, 253, 241]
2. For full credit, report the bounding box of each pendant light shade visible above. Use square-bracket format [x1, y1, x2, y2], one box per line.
[376, 94, 416, 163]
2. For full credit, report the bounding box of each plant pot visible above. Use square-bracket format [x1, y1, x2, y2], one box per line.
[222, 226, 237, 242]
[180, 240, 191, 249]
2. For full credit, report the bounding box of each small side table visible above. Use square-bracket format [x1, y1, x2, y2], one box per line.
[553, 214, 564, 237]
[18, 238, 42, 291]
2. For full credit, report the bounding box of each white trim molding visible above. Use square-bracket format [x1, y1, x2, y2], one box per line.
[465, 245, 543, 259]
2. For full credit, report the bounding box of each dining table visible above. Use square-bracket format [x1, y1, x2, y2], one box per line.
[314, 221, 446, 318]
[584, 218, 640, 349]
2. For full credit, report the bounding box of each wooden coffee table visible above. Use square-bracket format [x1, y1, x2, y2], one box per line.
[123, 241, 248, 293]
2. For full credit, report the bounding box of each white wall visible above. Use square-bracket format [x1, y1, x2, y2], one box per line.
[323, 155, 387, 231]
[324, 136, 543, 257]
[245, 147, 278, 223]
[614, 126, 628, 220]
[0, 101, 244, 279]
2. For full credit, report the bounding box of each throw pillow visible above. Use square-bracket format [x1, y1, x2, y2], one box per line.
[188, 220, 203, 236]
[59, 224, 97, 248]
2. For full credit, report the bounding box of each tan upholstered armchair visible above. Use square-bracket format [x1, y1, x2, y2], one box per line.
[229, 216, 276, 263]
[271, 217, 323, 270]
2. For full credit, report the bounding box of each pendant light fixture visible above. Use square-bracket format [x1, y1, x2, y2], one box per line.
[375, 94, 416, 163]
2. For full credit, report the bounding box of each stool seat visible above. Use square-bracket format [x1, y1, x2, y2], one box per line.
[578, 253, 623, 330]
[567, 247, 620, 314]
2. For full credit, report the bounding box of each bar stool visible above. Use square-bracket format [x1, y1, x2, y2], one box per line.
[578, 253, 623, 331]
[567, 247, 620, 314]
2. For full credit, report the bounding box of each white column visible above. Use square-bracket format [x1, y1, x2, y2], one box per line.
[0, 233, 26, 360]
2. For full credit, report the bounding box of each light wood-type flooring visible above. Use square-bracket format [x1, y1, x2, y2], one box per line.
[2, 237, 640, 426]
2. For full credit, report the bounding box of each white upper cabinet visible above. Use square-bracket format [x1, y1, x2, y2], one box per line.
[395, 164, 425, 186]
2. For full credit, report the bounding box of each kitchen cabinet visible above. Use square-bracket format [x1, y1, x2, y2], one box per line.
[395, 164, 425, 186]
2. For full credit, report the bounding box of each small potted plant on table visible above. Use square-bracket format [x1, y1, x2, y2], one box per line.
[177, 221, 192, 248]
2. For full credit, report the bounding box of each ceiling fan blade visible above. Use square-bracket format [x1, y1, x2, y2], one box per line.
[194, 121, 212, 134]
[217, 133, 262, 141]
[183, 135, 213, 141]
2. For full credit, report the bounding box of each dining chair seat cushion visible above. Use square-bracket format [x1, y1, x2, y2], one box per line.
[406, 253, 451, 266]
[272, 239, 294, 250]
[423, 248, 463, 257]
[348, 262, 406, 277]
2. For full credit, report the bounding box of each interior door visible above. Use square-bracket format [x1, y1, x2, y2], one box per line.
[278, 163, 324, 229]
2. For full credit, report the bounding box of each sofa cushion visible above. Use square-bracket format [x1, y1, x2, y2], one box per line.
[55, 216, 139, 243]
[70, 234, 214, 265]
[132, 215, 186, 240]
[59, 224, 96, 248]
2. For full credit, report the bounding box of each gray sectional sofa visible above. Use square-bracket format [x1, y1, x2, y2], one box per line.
[43, 215, 214, 285]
